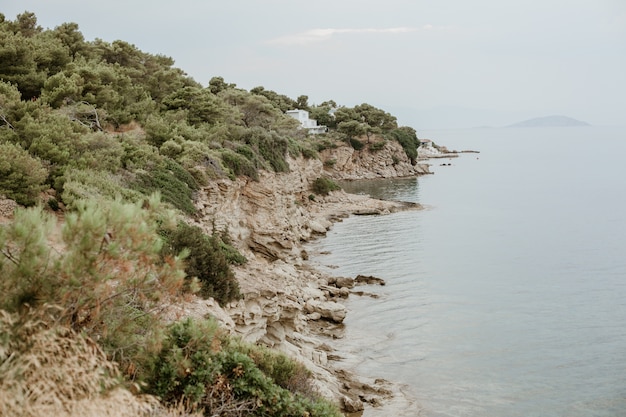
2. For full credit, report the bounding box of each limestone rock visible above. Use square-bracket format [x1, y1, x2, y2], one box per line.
[305, 299, 347, 323]
[320, 139, 432, 180]
[333, 276, 355, 289]
[308, 219, 329, 235]
[0, 197, 18, 220]
[342, 395, 364, 413]
[307, 312, 322, 321]
[355, 274, 386, 286]
[186, 139, 430, 412]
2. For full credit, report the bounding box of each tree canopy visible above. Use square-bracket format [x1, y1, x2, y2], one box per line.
[0, 11, 421, 211]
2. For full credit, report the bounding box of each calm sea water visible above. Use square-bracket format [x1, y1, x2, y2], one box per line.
[311, 127, 626, 417]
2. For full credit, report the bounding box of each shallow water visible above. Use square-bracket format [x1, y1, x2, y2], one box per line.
[311, 127, 626, 417]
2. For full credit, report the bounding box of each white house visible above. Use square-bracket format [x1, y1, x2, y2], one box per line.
[417, 138, 445, 158]
[286, 109, 327, 134]
[418, 138, 433, 148]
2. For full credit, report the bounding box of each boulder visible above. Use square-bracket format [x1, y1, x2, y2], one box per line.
[355, 274, 386, 286]
[341, 395, 364, 413]
[305, 299, 347, 323]
[334, 276, 355, 289]
[308, 220, 328, 234]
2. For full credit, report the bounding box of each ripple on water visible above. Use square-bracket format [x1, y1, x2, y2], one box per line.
[312, 127, 626, 417]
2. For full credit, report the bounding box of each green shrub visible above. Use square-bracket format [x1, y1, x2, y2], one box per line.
[159, 139, 183, 158]
[235, 143, 258, 163]
[368, 140, 386, 152]
[142, 317, 342, 417]
[218, 239, 247, 266]
[311, 177, 340, 196]
[315, 138, 338, 151]
[390, 126, 419, 164]
[286, 135, 304, 158]
[135, 117, 209, 149]
[221, 351, 296, 415]
[258, 132, 289, 172]
[60, 168, 143, 209]
[160, 222, 241, 304]
[144, 318, 225, 404]
[0, 197, 186, 372]
[71, 131, 126, 173]
[234, 342, 317, 398]
[221, 348, 342, 417]
[323, 158, 336, 168]
[240, 128, 290, 173]
[132, 158, 198, 214]
[19, 104, 88, 166]
[47, 197, 60, 211]
[300, 146, 318, 159]
[316, 142, 329, 152]
[349, 137, 364, 150]
[177, 141, 226, 183]
[220, 148, 259, 180]
[0, 142, 48, 206]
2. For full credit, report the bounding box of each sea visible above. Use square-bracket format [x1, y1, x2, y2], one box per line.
[310, 126, 626, 417]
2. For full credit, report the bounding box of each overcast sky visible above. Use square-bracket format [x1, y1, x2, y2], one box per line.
[4, 1, 626, 128]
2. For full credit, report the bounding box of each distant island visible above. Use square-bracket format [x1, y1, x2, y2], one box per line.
[507, 115, 591, 127]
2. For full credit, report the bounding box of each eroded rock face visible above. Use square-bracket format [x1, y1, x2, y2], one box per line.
[305, 299, 347, 323]
[189, 140, 428, 410]
[321, 140, 431, 180]
[194, 157, 323, 265]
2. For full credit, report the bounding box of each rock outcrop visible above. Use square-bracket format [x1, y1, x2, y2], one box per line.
[0, 136, 431, 413]
[0, 196, 18, 221]
[182, 139, 429, 411]
[320, 139, 431, 180]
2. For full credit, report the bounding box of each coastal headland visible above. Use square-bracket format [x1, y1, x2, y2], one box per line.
[167, 138, 435, 414]
[0, 14, 443, 411]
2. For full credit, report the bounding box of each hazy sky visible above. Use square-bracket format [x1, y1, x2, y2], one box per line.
[3, 1, 626, 128]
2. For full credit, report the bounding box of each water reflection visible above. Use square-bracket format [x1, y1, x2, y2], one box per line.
[338, 177, 420, 203]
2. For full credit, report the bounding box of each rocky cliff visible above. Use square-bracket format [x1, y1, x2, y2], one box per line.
[321, 139, 430, 180]
[166, 139, 430, 412]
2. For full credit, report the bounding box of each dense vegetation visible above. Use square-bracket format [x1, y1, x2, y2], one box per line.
[0, 196, 341, 417]
[0, 11, 420, 210]
[0, 11, 424, 416]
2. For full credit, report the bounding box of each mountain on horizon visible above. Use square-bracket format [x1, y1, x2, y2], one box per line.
[507, 115, 590, 128]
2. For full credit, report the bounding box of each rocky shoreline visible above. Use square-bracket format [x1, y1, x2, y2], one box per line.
[0, 138, 433, 414]
[165, 140, 433, 414]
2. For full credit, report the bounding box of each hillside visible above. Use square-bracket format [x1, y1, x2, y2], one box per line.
[507, 115, 590, 127]
[0, 11, 432, 416]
